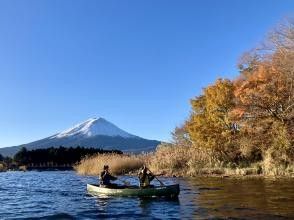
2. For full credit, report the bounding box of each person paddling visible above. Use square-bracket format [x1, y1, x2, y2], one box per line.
[138, 165, 155, 188]
[100, 165, 117, 188]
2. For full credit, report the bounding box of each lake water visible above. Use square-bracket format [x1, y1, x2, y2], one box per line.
[0, 171, 294, 219]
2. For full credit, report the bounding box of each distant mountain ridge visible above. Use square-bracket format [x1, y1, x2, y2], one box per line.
[0, 117, 160, 157]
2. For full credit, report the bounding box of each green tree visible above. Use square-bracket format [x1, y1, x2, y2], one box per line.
[14, 147, 29, 165]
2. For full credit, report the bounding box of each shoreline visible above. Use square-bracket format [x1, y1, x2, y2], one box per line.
[1, 169, 293, 179]
[74, 151, 294, 179]
[76, 169, 294, 179]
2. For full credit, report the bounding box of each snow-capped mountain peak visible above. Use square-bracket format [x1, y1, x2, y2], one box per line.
[0, 117, 160, 156]
[51, 117, 134, 139]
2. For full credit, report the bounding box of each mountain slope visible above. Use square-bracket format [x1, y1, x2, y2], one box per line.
[0, 118, 160, 156]
[51, 117, 135, 139]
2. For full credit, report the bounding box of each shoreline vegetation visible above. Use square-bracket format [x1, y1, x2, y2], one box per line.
[76, 20, 294, 178]
[74, 144, 294, 178]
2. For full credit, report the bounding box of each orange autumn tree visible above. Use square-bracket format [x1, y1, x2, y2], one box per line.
[185, 19, 293, 168]
[186, 79, 239, 161]
[234, 19, 294, 166]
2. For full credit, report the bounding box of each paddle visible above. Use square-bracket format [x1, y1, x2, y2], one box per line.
[147, 167, 165, 186]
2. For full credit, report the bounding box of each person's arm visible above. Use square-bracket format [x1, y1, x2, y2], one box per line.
[100, 171, 104, 179]
[148, 173, 155, 181]
[100, 171, 105, 184]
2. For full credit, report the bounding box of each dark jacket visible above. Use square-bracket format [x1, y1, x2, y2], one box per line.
[100, 171, 117, 185]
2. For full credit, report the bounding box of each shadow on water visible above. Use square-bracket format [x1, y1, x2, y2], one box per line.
[21, 213, 76, 220]
[89, 194, 181, 219]
[138, 197, 180, 218]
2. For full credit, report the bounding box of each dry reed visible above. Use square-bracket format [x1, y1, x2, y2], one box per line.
[146, 143, 192, 176]
[0, 163, 5, 172]
[75, 144, 294, 177]
[75, 153, 144, 175]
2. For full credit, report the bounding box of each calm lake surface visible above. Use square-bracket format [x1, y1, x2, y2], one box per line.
[0, 171, 294, 219]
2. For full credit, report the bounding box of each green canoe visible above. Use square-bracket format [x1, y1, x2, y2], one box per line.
[87, 184, 180, 197]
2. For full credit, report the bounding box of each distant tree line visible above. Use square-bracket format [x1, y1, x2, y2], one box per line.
[12, 146, 122, 167]
[0, 154, 13, 168]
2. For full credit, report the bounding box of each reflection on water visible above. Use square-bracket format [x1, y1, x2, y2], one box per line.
[185, 177, 294, 219]
[0, 171, 293, 219]
[92, 192, 183, 219]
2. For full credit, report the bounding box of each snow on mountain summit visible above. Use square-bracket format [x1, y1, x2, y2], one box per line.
[0, 117, 160, 156]
[51, 117, 134, 139]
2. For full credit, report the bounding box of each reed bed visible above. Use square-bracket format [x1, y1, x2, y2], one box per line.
[146, 143, 192, 176]
[0, 163, 6, 172]
[75, 143, 294, 177]
[75, 153, 144, 175]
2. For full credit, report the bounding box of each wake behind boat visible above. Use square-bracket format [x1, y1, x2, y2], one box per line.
[87, 184, 180, 198]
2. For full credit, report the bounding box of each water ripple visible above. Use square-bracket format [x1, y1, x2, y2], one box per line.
[0, 171, 294, 219]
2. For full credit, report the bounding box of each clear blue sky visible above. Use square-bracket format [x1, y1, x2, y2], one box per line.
[0, 0, 293, 147]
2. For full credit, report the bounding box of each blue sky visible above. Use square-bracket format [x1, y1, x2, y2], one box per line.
[0, 0, 293, 147]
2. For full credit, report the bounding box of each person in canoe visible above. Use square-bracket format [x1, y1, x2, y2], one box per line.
[100, 165, 117, 188]
[138, 165, 155, 188]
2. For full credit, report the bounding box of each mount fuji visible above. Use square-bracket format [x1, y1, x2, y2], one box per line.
[0, 117, 160, 156]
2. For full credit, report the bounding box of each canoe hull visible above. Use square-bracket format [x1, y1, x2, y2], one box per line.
[87, 184, 180, 197]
